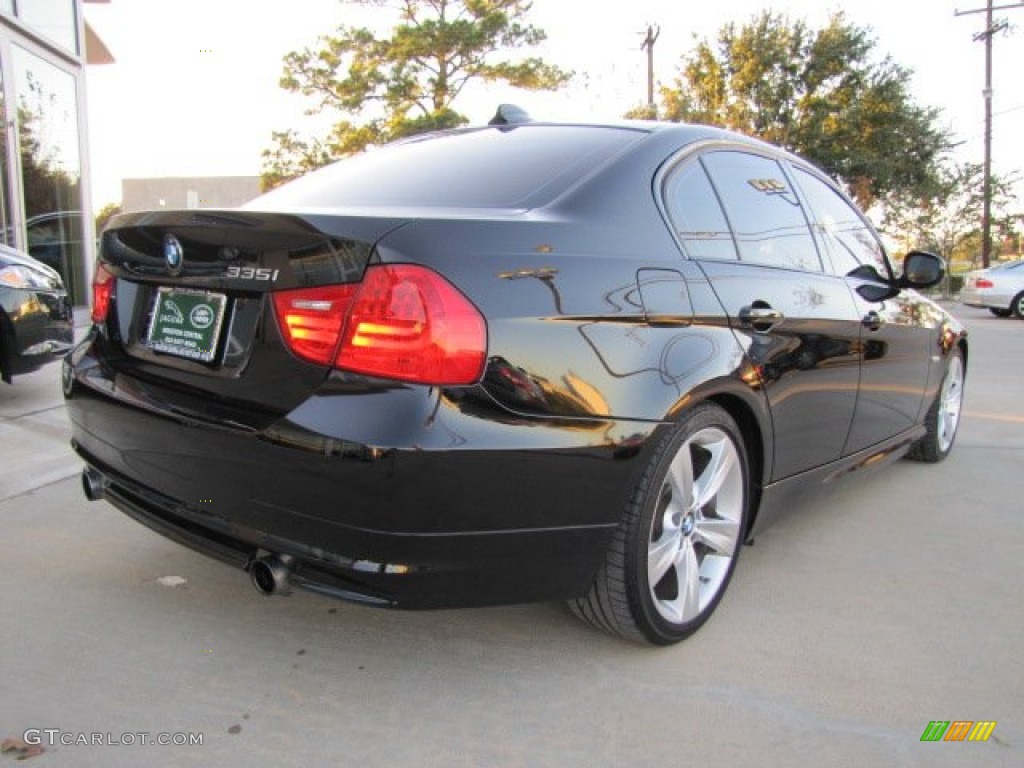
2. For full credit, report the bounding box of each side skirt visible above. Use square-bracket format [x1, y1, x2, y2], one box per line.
[750, 425, 926, 538]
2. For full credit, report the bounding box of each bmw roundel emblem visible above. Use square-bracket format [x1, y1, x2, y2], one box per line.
[164, 234, 184, 275]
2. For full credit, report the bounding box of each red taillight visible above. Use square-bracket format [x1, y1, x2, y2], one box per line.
[339, 265, 486, 385]
[91, 263, 115, 324]
[975, 278, 994, 288]
[273, 265, 486, 385]
[272, 284, 358, 365]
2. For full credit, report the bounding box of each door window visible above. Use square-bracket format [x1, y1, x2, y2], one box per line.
[792, 167, 890, 278]
[701, 151, 822, 272]
[663, 160, 738, 261]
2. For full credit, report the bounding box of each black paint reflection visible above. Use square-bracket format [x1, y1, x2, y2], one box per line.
[753, 333, 856, 383]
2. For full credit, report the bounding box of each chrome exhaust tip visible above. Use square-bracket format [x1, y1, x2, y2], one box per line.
[249, 554, 294, 597]
[82, 467, 107, 502]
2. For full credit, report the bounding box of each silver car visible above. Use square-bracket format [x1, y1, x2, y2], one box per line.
[961, 259, 1024, 317]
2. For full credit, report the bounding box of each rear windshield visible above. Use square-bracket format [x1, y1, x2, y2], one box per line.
[251, 125, 645, 210]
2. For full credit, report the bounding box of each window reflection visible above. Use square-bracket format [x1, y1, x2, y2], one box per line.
[664, 161, 738, 261]
[13, 45, 85, 302]
[702, 152, 822, 273]
[0, 64, 12, 245]
[792, 167, 890, 278]
[16, 0, 78, 54]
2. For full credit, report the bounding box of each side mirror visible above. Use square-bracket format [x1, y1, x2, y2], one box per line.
[899, 251, 945, 289]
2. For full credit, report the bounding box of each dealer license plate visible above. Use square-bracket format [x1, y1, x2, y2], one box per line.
[146, 287, 227, 363]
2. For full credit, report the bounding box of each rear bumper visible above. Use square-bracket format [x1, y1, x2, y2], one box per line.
[65, 346, 659, 609]
[960, 288, 1009, 309]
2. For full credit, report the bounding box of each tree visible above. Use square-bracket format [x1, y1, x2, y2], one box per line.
[652, 12, 950, 208]
[882, 162, 1019, 267]
[15, 105, 80, 220]
[95, 202, 122, 233]
[261, 0, 570, 190]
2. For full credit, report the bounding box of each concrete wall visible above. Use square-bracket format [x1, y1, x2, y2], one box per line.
[122, 176, 262, 213]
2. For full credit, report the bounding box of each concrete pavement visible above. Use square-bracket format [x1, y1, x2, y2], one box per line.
[0, 304, 1020, 767]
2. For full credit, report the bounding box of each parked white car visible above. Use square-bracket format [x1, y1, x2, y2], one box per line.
[961, 259, 1024, 317]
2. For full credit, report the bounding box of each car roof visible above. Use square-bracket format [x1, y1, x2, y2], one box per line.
[251, 119, 787, 216]
[403, 118, 779, 153]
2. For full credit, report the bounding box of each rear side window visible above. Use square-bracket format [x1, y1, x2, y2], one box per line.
[701, 151, 822, 272]
[792, 167, 890, 277]
[663, 161, 739, 261]
[253, 126, 645, 210]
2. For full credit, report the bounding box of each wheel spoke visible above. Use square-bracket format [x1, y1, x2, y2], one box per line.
[940, 400, 960, 441]
[674, 539, 701, 621]
[648, 525, 680, 587]
[692, 516, 740, 556]
[693, 436, 738, 511]
[665, 444, 695, 511]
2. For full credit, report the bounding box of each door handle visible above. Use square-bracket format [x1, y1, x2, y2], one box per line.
[739, 303, 784, 332]
[862, 311, 884, 332]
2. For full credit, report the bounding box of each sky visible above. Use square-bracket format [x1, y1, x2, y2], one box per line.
[83, 0, 1024, 209]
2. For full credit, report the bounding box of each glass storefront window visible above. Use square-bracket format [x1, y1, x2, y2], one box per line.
[13, 44, 85, 302]
[0, 2, 14, 18]
[0, 66, 13, 246]
[14, 1, 78, 54]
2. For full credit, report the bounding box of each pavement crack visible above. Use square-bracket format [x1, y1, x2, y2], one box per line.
[0, 403, 68, 422]
[0, 468, 80, 504]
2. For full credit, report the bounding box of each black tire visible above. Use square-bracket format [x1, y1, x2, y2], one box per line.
[569, 402, 749, 645]
[1012, 292, 1024, 319]
[988, 307, 1011, 318]
[907, 347, 965, 463]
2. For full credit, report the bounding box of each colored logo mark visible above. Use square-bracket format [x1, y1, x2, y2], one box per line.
[920, 721, 997, 742]
[190, 304, 214, 329]
[164, 234, 184, 275]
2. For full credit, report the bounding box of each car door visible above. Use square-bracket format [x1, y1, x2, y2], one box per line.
[663, 149, 863, 481]
[789, 165, 933, 453]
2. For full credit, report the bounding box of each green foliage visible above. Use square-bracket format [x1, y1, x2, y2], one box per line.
[656, 12, 950, 207]
[623, 104, 658, 121]
[259, 130, 337, 192]
[262, 0, 570, 190]
[94, 202, 122, 233]
[882, 161, 1020, 266]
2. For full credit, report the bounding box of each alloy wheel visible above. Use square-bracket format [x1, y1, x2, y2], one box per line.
[647, 426, 744, 624]
[937, 354, 964, 453]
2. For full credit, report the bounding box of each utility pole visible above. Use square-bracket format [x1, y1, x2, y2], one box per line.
[955, 1, 1023, 268]
[640, 25, 661, 111]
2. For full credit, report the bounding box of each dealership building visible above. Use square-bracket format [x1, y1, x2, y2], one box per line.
[0, 1, 109, 306]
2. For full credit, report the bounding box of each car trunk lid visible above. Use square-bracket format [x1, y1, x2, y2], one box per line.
[95, 209, 410, 421]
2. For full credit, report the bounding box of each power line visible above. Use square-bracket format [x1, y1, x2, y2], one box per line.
[993, 103, 1024, 118]
[958, 104, 1024, 144]
[955, 0, 1024, 268]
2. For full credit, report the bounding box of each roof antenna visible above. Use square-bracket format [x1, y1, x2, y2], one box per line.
[488, 104, 532, 126]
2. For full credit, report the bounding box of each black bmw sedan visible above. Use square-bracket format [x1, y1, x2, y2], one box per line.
[64, 114, 966, 645]
[1, 243, 73, 383]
